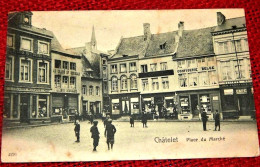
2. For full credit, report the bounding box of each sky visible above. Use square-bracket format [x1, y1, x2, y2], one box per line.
[32, 9, 245, 52]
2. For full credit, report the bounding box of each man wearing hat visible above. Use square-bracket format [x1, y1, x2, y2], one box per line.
[90, 120, 100, 151]
[74, 120, 80, 142]
[104, 119, 116, 150]
[201, 110, 208, 131]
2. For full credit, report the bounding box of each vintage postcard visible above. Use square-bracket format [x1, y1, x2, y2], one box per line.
[1, 9, 259, 162]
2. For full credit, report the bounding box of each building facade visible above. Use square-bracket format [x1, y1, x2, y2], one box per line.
[4, 12, 53, 124]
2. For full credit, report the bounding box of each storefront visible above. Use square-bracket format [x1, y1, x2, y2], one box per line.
[220, 82, 255, 119]
[177, 89, 220, 120]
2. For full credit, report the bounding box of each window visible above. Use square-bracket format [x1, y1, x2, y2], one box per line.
[70, 62, 76, 70]
[221, 61, 232, 81]
[70, 77, 76, 88]
[62, 76, 68, 87]
[104, 82, 108, 92]
[142, 79, 149, 91]
[55, 75, 61, 88]
[160, 62, 167, 70]
[38, 95, 48, 118]
[130, 74, 137, 89]
[20, 59, 32, 82]
[89, 86, 93, 95]
[152, 78, 159, 90]
[188, 73, 198, 87]
[129, 62, 136, 71]
[141, 65, 148, 73]
[187, 59, 196, 68]
[96, 86, 100, 95]
[111, 77, 118, 91]
[207, 57, 215, 66]
[209, 71, 218, 85]
[177, 60, 186, 69]
[218, 41, 229, 54]
[55, 60, 61, 68]
[38, 61, 48, 83]
[111, 64, 118, 73]
[103, 66, 107, 78]
[120, 64, 126, 73]
[179, 74, 187, 87]
[103, 59, 106, 65]
[235, 40, 242, 52]
[82, 85, 87, 95]
[150, 63, 157, 72]
[5, 57, 13, 81]
[21, 37, 32, 51]
[7, 34, 14, 48]
[198, 58, 207, 67]
[38, 41, 49, 55]
[162, 77, 169, 89]
[243, 39, 249, 51]
[63, 61, 69, 70]
[200, 72, 209, 86]
[121, 76, 128, 90]
[234, 59, 245, 79]
[160, 42, 166, 49]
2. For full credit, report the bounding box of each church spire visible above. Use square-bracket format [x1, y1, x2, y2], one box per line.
[91, 25, 97, 50]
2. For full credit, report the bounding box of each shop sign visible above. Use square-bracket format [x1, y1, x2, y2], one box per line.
[220, 80, 252, 85]
[224, 89, 233, 95]
[5, 87, 50, 93]
[177, 68, 197, 73]
[201, 66, 215, 71]
[236, 89, 247, 95]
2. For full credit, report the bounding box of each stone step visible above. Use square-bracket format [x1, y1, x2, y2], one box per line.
[238, 116, 252, 120]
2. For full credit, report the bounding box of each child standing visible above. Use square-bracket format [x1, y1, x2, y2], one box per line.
[130, 114, 134, 127]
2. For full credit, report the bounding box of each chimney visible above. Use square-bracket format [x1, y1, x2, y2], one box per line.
[217, 12, 226, 26]
[143, 23, 151, 41]
[178, 21, 184, 37]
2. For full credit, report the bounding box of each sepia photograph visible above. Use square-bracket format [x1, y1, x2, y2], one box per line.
[1, 9, 259, 162]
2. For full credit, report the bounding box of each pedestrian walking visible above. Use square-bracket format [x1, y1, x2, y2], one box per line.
[74, 120, 80, 142]
[104, 119, 116, 150]
[201, 110, 208, 131]
[90, 120, 100, 151]
[104, 115, 110, 128]
[214, 110, 220, 131]
[89, 113, 94, 125]
[74, 110, 80, 125]
[142, 112, 148, 128]
[130, 114, 134, 127]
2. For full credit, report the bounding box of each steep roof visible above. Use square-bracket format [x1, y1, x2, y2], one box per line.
[145, 31, 178, 57]
[214, 16, 246, 32]
[66, 46, 85, 56]
[19, 25, 54, 38]
[176, 27, 216, 58]
[112, 35, 147, 59]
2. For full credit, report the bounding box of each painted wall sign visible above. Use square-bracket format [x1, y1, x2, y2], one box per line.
[201, 66, 215, 71]
[236, 89, 247, 94]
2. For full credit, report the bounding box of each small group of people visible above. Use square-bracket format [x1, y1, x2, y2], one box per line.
[129, 112, 148, 128]
[201, 110, 221, 131]
[74, 115, 117, 152]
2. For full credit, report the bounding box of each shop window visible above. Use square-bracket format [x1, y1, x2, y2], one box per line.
[234, 59, 246, 79]
[5, 57, 14, 81]
[180, 96, 190, 114]
[160, 62, 167, 70]
[21, 37, 33, 52]
[38, 95, 48, 118]
[223, 92, 235, 110]
[162, 77, 169, 89]
[111, 76, 118, 91]
[70, 77, 76, 88]
[70, 62, 76, 70]
[141, 64, 148, 73]
[89, 86, 93, 95]
[111, 64, 118, 73]
[62, 76, 69, 88]
[38, 61, 48, 83]
[150, 63, 157, 72]
[179, 74, 187, 87]
[200, 94, 211, 114]
[96, 86, 100, 96]
[142, 79, 149, 91]
[55, 60, 61, 68]
[188, 73, 198, 87]
[209, 71, 218, 85]
[38, 41, 49, 55]
[187, 59, 197, 68]
[120, 64, 127, 73]
[121, 75, 127, 90]
[112, 103, 119, 110]
[129, 62, 136, 71]
[130, 74, 137, 89]
[20, 58, 32, 82]
[7, 34, 14, 48]
[221, 61, 232, 81]
[3, 94, 11, 118]
[165, 99, 174, 108]
[177, 60, 186, 69]
[199, 72, 209, 86]
[152, 78, 159, 90]
[82, 85, 87, 95]
[63, 61, 69, 70]
[55, 75, 61, 88]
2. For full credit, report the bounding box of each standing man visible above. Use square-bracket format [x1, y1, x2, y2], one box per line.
[104, 119, 116, 150]
[74, 120, 80, 142]
[90, 120, 100, 151]
[214, 110, 220, 131]
[142, 112, 148, 128]
[130, 114, 134, 127]
[201, 110, 208, 131]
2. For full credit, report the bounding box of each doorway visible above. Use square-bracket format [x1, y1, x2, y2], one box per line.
[20, 94, 29, 123]
[190, 94, 199, 117]
[237, 94, 249, 116]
